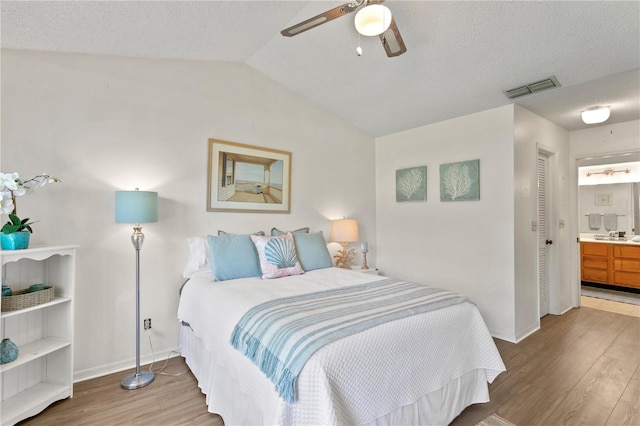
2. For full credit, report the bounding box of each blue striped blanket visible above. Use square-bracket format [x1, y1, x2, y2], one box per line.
[230, 278, 470, 403]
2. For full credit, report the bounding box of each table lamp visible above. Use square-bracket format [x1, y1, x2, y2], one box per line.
[329, 218, 359, 269]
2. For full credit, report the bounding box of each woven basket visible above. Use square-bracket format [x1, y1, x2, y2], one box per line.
[1, 287, 55, 312]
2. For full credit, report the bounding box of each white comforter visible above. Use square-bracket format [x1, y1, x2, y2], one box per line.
[177, 267, 505, 425]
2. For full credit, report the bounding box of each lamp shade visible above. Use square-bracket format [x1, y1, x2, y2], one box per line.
[115, 189, 158, 224]
[581, 106, 610, 124]
[329, 219, 359, 243]
[355, 4, 392, 36]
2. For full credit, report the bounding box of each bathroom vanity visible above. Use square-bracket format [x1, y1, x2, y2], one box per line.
[580, 237, 640, 290]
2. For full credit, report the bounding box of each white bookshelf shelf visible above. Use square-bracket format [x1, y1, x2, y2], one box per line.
[1, 296, 71, 319]
[1, 245, 77, 426]
[1, 382, 71, 426]
[0, 338, 71, 373]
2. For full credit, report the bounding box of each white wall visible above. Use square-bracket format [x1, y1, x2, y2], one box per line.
[570, 120, 640, 158]
[375, 105, 518, 341]
[513, 105, 570, 341]
[0, 49, 376, 380]
[375, 104, 571, 343]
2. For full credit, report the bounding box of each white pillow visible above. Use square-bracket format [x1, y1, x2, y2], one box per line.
[183, 237, 211, 279]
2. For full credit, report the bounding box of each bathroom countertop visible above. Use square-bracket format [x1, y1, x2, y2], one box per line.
[580, 233, 640, 245]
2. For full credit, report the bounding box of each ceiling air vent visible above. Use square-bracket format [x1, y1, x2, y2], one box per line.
[504, 76, 561, 100]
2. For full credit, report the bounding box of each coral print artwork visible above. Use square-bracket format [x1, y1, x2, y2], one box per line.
[439, 159, 480, 201]
[396, 166, 427, 202]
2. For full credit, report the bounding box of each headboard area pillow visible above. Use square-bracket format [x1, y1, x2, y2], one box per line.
[207, 233, 262, 281]
[250, 233, 305, 279]
[293, 231, 333, 271]
[183, 237, 211, 279]
[271, 227, 310, 236]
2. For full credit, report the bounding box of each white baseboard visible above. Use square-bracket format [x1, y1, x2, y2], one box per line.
[557, 303, 575, 315]
[489, 329, 518, 344]
[514, 323, 540, 343]
[74, 346, 180, 383]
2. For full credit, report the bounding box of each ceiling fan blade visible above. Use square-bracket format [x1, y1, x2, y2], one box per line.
[281, 3, 358, 37]
[379, 17, 407, 57]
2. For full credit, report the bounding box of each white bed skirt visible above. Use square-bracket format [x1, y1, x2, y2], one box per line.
[180, 323, 491, 426]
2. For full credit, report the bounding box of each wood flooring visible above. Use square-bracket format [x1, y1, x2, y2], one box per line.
[451, 303, 640, 426]
[18, 303, 639, 426]
[17, 359, 223, 426]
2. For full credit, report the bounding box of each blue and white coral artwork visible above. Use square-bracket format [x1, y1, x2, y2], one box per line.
[396, 166, 427, 202]
[439, 159, 480, 201]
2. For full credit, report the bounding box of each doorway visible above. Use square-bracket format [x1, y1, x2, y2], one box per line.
[575, 151, 640, 310]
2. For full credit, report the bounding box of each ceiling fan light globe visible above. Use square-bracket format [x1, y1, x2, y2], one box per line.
[581, 106, 610, 124]
[355, 5, 392, 36]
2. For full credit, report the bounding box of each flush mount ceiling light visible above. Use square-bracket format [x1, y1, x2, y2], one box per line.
[582, 106, 611, 124]
[354, 4, 392, 36]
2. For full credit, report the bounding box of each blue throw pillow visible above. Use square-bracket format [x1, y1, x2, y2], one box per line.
[207, 234, 262, 281]
[293, 231, 333, 271]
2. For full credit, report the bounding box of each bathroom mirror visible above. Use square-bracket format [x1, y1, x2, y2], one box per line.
[578, 153, 640, 235]
[578, 182, 639, 234]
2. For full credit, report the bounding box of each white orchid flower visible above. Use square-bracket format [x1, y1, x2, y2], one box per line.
[12, 187, 27, 196]
[0, 172, 59, 216]
[1, 173, 20, 191]
[0, 191, 15, 214]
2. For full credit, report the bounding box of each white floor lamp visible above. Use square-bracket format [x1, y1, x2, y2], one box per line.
[115, 188, 158, 390]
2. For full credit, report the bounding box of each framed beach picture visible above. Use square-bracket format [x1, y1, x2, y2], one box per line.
[396, 166, 427, 202]
[439, 159, 480, 201]
[207, 139, 291, 213]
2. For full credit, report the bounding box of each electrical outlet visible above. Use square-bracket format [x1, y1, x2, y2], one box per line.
[144, 318, 151, 330]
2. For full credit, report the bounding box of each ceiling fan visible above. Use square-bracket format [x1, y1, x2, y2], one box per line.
[281, 0, 407, 57]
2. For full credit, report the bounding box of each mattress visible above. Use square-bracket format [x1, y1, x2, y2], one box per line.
[177, 267, 505, 425]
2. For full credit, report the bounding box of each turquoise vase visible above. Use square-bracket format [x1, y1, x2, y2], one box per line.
[0, 338, 19, 364]
[1, 232, 30, 250]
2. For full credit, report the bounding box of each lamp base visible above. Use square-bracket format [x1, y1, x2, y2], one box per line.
[121, 371, 155, 390]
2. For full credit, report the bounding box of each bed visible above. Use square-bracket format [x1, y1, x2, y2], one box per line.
[177, 231, 505, 425]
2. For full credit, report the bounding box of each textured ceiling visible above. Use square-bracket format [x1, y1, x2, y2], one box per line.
[2, 1, 639, 137]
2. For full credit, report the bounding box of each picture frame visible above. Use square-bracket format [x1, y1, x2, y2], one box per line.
[439, 159, 480, 201]
[395, 166, 427, 202]
[207, 139, 291, 213]
[594, 193, 612, 206]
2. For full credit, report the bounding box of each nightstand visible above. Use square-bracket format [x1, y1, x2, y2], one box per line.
[350, 266, 379, 275]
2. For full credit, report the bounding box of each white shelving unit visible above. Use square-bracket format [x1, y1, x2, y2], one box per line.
[1, 245, 77, 426]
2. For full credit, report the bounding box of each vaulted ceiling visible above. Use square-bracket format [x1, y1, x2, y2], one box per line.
[2, 1, 639, 137]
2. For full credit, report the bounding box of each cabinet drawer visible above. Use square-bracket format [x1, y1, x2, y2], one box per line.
[582, 268, 609, 283]
[614, 245, 640, 259]
[582, 243, 609, 257]
[612, 272, 640, 288]
[614, 259, 640, 273]
[582, 257, 608, 270]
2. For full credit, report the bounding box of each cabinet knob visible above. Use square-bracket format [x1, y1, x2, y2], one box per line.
[546, 239, 553, 245]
